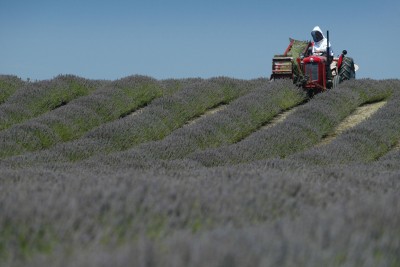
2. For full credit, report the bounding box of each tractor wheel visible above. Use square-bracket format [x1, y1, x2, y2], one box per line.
[332, 75, 341, 89]
[339, 57, 356, 81]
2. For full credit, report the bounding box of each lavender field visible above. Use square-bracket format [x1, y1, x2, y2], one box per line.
[1, 74, 400, 267]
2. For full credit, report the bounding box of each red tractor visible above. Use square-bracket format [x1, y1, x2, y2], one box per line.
[271, 31, 358, 95]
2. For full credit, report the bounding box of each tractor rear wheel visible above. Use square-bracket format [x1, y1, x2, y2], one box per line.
[339, 57, 356, 81]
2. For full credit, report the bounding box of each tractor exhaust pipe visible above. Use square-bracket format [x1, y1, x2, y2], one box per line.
[326, 30, 332, 84]
[326, 30, 331, 64]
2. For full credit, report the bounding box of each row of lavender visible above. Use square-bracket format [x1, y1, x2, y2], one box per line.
[1, 155, 399, 267]
[80, 79, 400, 173]
[84, 79, 306, 170]
[1, 77, 269, 166]
[0, 75, 171, 158]
[0, 76, 281, 263]
[0, 75, 104, 131]
[291, 82, 400, 165]
[188, 79, 398, 166]
[0, 76, 266, 159]
[0, 75, 25, 104]
[5, 77, 397, 170]
[129, 80, 305, 161]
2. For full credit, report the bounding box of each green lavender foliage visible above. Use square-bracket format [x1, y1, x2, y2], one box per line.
[5, 77, 266, 163]
[0, 75, 103, 131]
[0, 75, 25, 104]
[0, 75, 164, 158]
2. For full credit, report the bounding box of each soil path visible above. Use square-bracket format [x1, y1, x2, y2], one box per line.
[129, 108, 145, 118]
[186, 104, 228, 126]
[395, 140, 400, 150]
[261, 107, 299, 130]
[318, 101, 387, 146]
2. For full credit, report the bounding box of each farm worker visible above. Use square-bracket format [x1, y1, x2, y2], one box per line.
[311, 26, 334, 56]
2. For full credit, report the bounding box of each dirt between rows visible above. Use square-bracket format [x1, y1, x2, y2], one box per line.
[186, 104, 228, 126]
[129, 108, 145, 117]
[318, 101, 387, 146]
[261, 107, 299, 130]
[395, 144, 400, 150]
[129, 100, 387, 147]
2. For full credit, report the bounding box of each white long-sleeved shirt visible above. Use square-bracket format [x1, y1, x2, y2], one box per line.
[311, 26, 334, 56]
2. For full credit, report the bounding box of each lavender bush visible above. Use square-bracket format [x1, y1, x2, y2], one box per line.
[0, 75, 103, 131]
[0, 75, 25, 104]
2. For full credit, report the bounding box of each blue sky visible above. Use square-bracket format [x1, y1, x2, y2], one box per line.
[1, 0, 399, 81]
